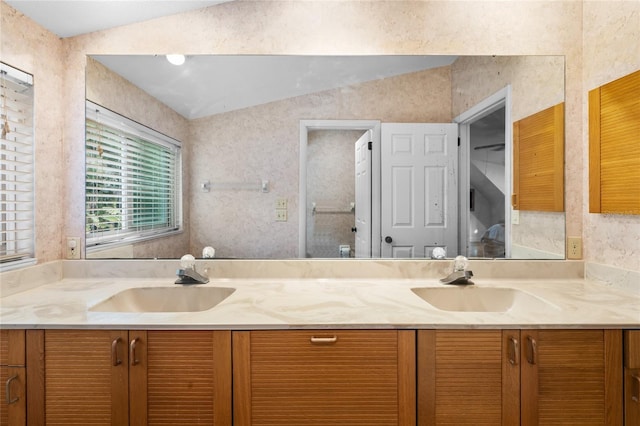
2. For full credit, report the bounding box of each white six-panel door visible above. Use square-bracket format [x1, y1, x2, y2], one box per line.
[381, 123, 458, 258]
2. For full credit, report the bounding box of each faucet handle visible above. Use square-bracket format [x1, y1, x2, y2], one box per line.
[202, 246, 216, 258]
[453, 255, 469, 272]
[180, 254, 196, 269]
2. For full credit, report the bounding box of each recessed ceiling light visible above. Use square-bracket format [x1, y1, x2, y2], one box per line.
[166, 54, 186, 66]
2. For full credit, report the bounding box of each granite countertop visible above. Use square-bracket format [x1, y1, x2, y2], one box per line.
[1, 276, 639, 329]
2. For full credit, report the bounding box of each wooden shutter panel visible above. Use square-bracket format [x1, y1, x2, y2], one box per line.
[418, 330, 520, 426]
[513, 103, 565, 212]
[589, 70, 640, 215]
[129, 330, 232, 426]
[233, 330, 415, 426]
[520, 330, 623, 426]
[43, 330, 129, 426]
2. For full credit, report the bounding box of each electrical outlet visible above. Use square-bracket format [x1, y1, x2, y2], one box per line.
[275, 209, 287, 222]
[66, 237, 81, 259]
[567, 237, 582, 259]
[276, 198, 288, 209]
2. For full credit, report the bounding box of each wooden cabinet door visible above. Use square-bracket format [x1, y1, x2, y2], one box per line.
[417, 330, 520, 425]
[233, 330, 415, 426]
[0, 330, 26, 426]
[521, 329, 623, 426]
[625, 368, 640, 426]
[129, 330, 232, 426]
[624, 330, 640, 426]
[41, 329, 129, 426]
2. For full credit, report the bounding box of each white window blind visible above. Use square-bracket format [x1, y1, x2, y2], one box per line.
[1, 63, 34, 268]
[85, 101, 182, 248]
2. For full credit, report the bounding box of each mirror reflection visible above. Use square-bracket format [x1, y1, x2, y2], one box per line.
[85, 55, 565, 260]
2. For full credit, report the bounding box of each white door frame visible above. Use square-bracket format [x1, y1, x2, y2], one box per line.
[299, 119, 381, 258]
[454, 86, 512, 258]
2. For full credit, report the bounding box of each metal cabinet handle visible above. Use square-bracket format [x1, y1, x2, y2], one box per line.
[111, 337, 122, 366]
[129, 337, 140, 366]
[632, 374, 640, 403]
[508, 336, 519, 365]
[310, 335, 338, 344]
[5, 375, 19, 404]
[526, 335, 537, 365]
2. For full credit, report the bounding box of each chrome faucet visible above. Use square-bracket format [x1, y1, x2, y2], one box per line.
[175, 267, 209, 285]
[175, 254, 209, 285]
[440, 255, 474, 285]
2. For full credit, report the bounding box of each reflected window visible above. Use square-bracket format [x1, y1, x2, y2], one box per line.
[85, 101, 182, 249]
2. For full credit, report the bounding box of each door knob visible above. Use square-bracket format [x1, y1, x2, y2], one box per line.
[385, 236, 393, 244]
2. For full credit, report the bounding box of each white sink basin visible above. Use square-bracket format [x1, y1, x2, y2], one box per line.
[89, 286, 235, 313]
[411, 286, 557, 313]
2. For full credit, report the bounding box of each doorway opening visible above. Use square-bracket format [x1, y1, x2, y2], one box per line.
[298, 120, 381, 258]
[455, 86, 512, 258]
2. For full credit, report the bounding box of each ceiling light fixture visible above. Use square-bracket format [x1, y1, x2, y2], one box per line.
[166, 54, 186, 66]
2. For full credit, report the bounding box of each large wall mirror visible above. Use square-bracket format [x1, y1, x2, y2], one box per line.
[85, 54, 565, 260]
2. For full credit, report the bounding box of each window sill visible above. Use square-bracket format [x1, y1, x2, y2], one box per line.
[86, 229, 184, 256]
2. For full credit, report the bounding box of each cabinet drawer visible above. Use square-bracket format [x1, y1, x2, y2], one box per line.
[625, 330, 640, 368]
[233, 330, 415, 426]
[250, 329, 399, 358]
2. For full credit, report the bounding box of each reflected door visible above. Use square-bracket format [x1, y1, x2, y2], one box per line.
[381, 123, 458, 258]
[354, 130, 372, 257]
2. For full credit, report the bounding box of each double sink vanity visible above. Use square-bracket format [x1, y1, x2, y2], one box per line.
[89, 285, 556, 316]
[1, 259, 639, 425]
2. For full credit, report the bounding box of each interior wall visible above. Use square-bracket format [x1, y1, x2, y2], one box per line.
[5, 0, 638, 271]
[582, 1, 640, 272]
[188, 68, 451, 257]
[85, 58, 191, 258]
[0, 3, 65, 263]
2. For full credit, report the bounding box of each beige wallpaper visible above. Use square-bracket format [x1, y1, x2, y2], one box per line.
[189, 67, 451, 258]
[2, 0, 638, 271]
[451, 56, 565, 122]
[0, 3, 64, 263]
[84, 58, 190, 258]
[582, 0, 640, 272]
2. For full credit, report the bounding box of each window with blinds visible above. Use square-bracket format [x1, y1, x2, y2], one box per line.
[1, 63, 35, 269]
[85, 101, 182, 249]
